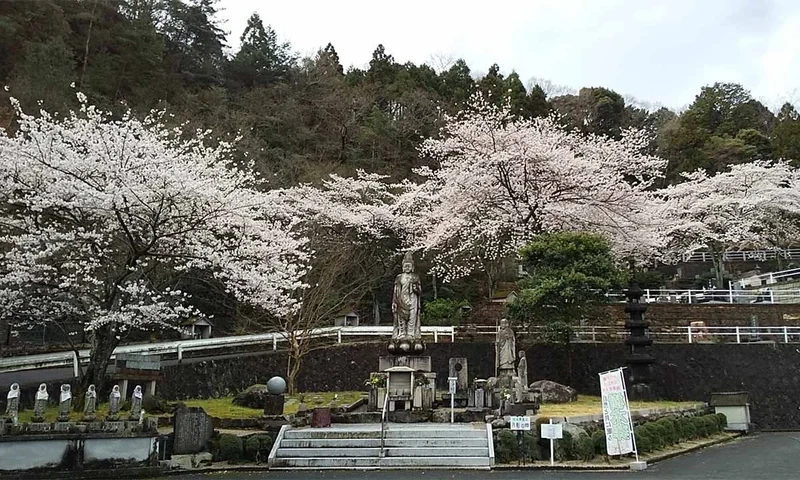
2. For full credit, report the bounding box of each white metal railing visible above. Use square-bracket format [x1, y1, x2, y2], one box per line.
[379, 382, 391, 458]
[0, 325, 455, 375]
[605, 288, 800, 304]
[739, 267, 800, 288]
[680, 248, 800, 263]
[457, 324, 800, 345]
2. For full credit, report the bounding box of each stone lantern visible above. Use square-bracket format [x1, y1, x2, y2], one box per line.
[624, 283, 655, 400]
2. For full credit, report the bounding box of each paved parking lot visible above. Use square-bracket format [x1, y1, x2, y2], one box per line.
[163, 432, 799, 480]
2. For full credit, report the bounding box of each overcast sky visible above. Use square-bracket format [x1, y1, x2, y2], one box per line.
[217, 0, 800, 111]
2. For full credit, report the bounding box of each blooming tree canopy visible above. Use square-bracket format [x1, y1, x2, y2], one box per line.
[660, 160, 800, 286]
[399, 101, 667, 289]
[0, 95, 307, 387]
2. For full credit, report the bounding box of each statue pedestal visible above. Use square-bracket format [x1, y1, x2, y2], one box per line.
[375, 356, 435, 412]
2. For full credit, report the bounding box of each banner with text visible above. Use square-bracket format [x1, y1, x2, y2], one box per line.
[599, 368, 635, 456]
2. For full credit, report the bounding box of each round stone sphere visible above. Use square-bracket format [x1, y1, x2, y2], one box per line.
[266, 376, 287, 395]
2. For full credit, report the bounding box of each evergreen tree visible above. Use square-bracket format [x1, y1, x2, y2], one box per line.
[228, 12, 295, 88]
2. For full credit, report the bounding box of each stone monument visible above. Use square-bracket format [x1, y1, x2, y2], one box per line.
[4, 383, 20, 424]
[388, 251, 424, 354]
[264, 376, 286, 415]
[58, 384, 72, 422]
[496, 318, 516, 387]
[108, 385, 122, 421]
[624, 283, 655, 400]
[517, 350, 528, 390]
[83, 384, 98, 421]
[129, 385, 143, 420]
[32, 383, 49, 422]
[374, 251, 435, 412]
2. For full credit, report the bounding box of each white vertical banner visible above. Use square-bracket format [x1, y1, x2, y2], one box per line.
[599, 368, 636, 456]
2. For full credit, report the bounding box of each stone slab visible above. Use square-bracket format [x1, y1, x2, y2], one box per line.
[379, 355, 431, 372]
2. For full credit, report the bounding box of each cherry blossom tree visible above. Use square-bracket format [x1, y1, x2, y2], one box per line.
[399, 100, 667, 295]
[262, 171, 405, 393]
[0, 94, 308, 392]
[660, 160, 800, 288]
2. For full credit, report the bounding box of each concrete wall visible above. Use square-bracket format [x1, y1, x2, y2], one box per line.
[84, 437, 155, 463]
[160, 341, 800, 430]
[0, 436, 155, 471]
[0, 439, 67, 471]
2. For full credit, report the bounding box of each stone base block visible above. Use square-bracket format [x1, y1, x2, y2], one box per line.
[379, 355, 431, 372]
[630, 461, 648, 471]
[102, 421, 127, 432]
[25, 422, 52, 433]
[264, 394, 285, 415]
[53, 422, 76, 432]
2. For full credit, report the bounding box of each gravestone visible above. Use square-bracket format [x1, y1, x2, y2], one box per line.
[108, 385, 122, 421]
[5, 383, 20, 424]
[129, 385, 143, 420]
[58, 384, 72, 422]
[449, 357, 469, 392]
[32, 384, 49, 422]
[173, 407, 215, 455]
[83, 384, 97, 421]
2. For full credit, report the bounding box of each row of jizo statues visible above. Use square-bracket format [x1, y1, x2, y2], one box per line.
[3, 382, 145, 425]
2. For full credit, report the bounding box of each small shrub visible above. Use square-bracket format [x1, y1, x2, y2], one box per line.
[591, 430, 607, 455]
[218, 434, 243, 462]
[575, 433, 595, 461]
[703, 415, 719, 435]
[494, 429, 519, 464]
[692, 416, 710, 437]
[206, 437, 220, 461]
[716, 413, 727, 430]
[520, 431, 539, 461]
[245, 436, 261, 461]
[656, 418, 678, 445]
[678, 416, 697, 440]
[642, 423, 664, 450]
[555, 431, 574, 460]
[633, 426, 652, 453]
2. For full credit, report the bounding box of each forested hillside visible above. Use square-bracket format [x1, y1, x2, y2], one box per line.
[3, 0, 798, 189]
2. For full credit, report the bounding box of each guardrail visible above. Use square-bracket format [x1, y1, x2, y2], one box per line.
[680, 248, 800, 263]
[739, 267, 800, 288]
[0, 325, 455, 375]
[605, 288, 800, 304]
[457, 324, 800, 344]
[5, 323, 799, 376]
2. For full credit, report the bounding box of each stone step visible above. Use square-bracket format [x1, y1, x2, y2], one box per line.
[276, 447, 489, 458]
[279, 438, 489, 448]
[269, 456, 492, 470]
[283, 427, 486, 440]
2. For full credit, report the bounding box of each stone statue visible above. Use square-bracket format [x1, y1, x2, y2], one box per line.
[58, 384, 72, 422]
[517, 350, 528, 391]
[5, 383, 20, 424]
[129, 385, 143, 420]
[388, 251, 423, 354]
[108, 385, 121, 421]
[496, 318, 516, 379]
[83, 384, 97, 421]
[32, 383, 49, 422]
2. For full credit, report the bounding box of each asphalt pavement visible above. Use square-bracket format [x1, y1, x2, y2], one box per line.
[158, 432, 800, 480]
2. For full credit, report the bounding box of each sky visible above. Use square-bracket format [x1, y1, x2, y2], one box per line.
[217, 0, 800, 111]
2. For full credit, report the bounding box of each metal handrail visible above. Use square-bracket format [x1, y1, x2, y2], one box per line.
[379, 384, 390, 458]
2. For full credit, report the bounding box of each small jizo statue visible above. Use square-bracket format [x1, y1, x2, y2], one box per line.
[108, 385, 121, 421]
[32, 383, 49, 422]
[58, 384, 72, 422]
[5, 383, 20, 425]
[129, 385, 143, 420]
[83, 384, 98, 421]
[516, 350, 529, 392]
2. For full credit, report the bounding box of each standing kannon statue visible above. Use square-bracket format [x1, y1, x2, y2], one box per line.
[388, 251, 424, 354]
[496, 318, 516, 381]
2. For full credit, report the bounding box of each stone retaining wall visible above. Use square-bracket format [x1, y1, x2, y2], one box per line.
[156, 342, 800, 430]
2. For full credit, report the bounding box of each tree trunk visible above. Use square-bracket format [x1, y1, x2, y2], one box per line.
[80, 324, 119, 397]
[432, 274, 438, 300]
[373, 291, 381, 326]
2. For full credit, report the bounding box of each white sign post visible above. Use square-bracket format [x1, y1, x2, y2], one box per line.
[540, 419, 563, 466]
[599, 368, 641, 468]
[448, 376, 457, 423]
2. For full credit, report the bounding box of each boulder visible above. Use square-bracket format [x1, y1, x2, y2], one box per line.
[529, 380, 578, 404]
[232, 384, 270, 409]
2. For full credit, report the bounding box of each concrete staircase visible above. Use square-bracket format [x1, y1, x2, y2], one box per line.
[268, 423, 493, 470]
